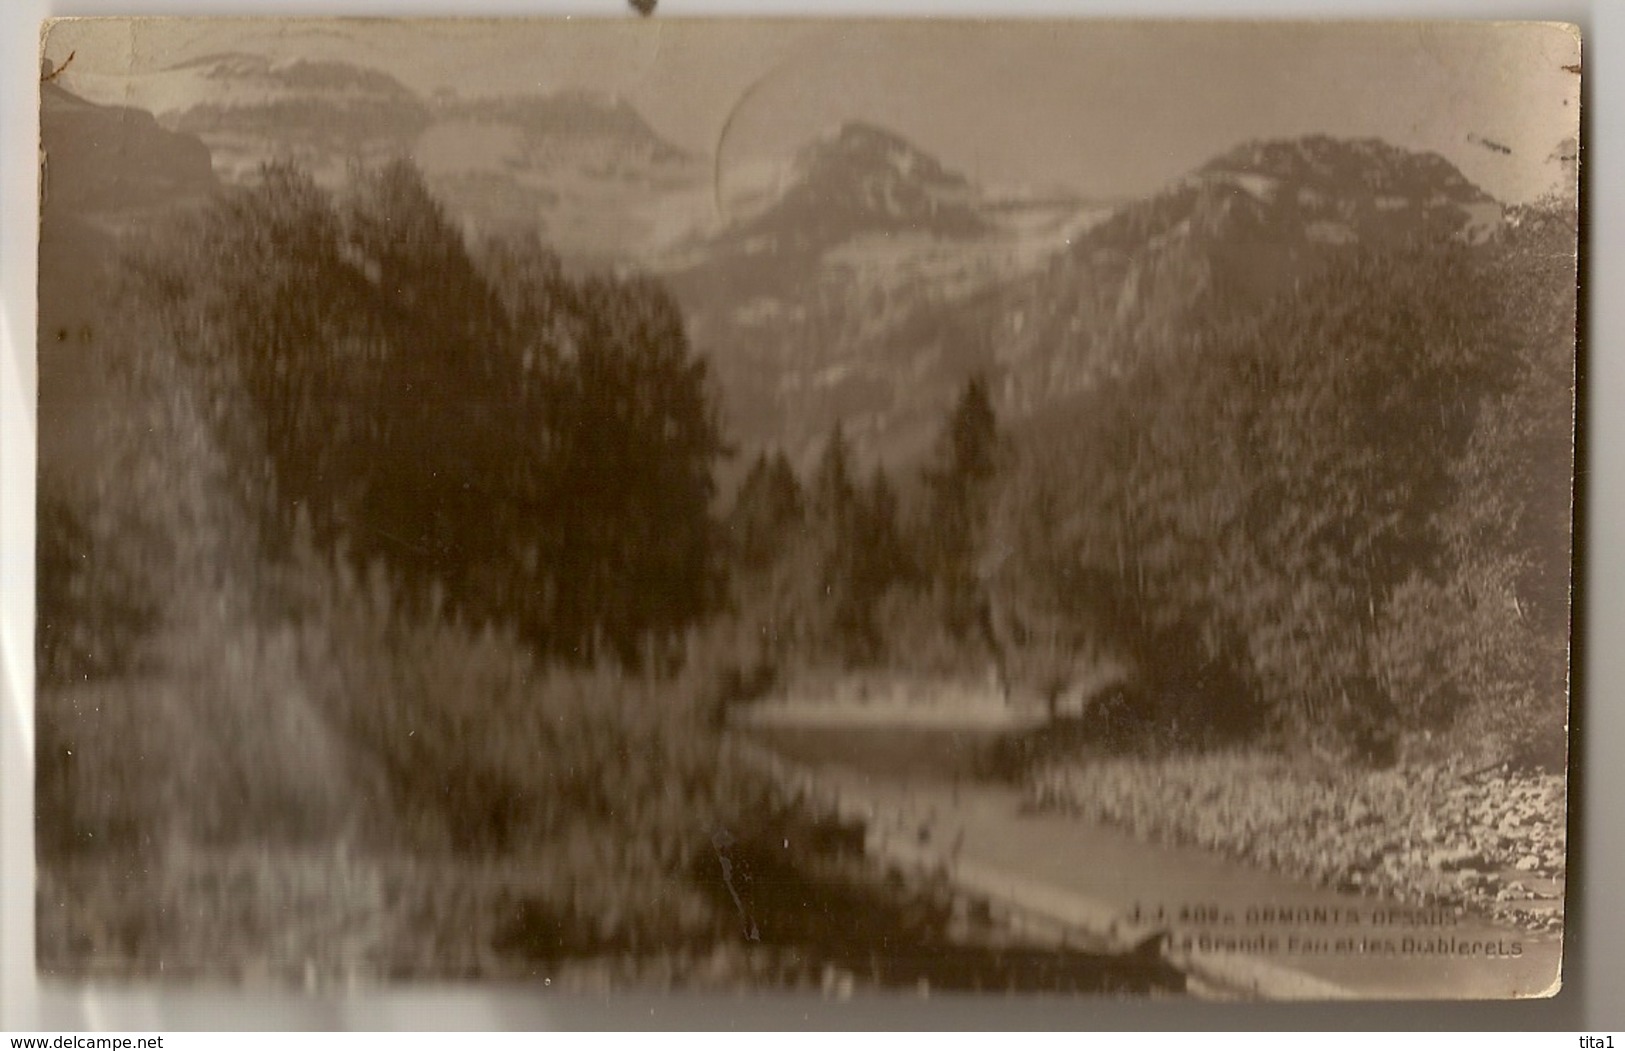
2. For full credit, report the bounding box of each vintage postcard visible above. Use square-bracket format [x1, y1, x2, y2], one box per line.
[34, 17, 1579, 999]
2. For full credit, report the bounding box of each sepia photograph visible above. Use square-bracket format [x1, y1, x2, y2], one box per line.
[32, 17, 1579, 1000]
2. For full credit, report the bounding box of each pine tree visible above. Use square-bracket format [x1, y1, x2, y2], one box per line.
[549, 273, 725, 664]
[805, 424, 876, 663]
[922, 376, 1000, 639]
[729, 450, 804, 572]
[858, 465, 908, 593]
[134, 158, 727, 671]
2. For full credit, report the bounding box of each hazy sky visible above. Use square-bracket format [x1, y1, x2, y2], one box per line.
[43, 17, 1580, 204]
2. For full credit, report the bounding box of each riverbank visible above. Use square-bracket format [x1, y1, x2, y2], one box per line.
[1027, 751, 1566, 934]
[736, 731, 1562, 999]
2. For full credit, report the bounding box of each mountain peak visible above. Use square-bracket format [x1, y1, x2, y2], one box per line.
[817, 119, 914, 150]
[1199, 135, 1491, 203]
[987, 133, 1510, 407]
[792, 120, 969, 191]
[706, 121, 990, 252]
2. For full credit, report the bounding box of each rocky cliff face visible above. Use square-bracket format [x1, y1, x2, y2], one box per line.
[156, 52, 430, 181]
[145, 55, 705, 261]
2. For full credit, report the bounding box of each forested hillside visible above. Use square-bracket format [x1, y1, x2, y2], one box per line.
[709, 194, 1574, 770]
[118, 160, 721, 665]
[36, 153, 766, 981]
[988, 202, 1575, 764]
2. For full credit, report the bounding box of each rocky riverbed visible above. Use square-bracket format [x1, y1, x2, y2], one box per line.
[1028, 752, 1566, 933]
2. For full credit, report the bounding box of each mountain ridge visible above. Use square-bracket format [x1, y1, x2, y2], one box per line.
[40, 66, 1522, 481]
[132, 54, 706, 260]
[706, 121, 994, 252]
[673, 131, 1509, 471]
[984, 133, 1506, 412]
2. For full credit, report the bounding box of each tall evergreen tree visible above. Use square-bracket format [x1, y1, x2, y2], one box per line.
[550, 273, 725, 663]
[134, 158, 727, 671]
[922, 376, 1000, 639]
[859, 465, 908, 593]
[807, 424, 878, 663]
[811, 422, 857, 527]
[728, 450, 804, 572]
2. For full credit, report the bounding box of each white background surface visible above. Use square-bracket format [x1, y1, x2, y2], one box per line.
[2, 0, 1617, 1031]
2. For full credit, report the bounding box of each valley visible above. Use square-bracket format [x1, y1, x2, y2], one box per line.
[34, 28, 1579, 995]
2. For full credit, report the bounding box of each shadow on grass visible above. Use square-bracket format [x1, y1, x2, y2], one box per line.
[684, 804, 1188, 994]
